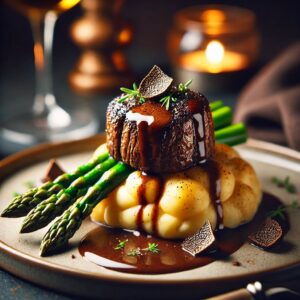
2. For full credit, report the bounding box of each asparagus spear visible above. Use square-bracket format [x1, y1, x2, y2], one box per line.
[215, 123, 247, 146]
[21, 157, 117, 233]
[212, 106, 232, 130]
[209, 100, 224, 112]
[1, 151, 109, 218]
[40, 162, 133, 256]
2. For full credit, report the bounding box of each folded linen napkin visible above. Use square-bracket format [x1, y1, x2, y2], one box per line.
[234, 43, 300, 151]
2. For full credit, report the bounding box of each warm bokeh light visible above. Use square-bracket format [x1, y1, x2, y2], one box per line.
[205, 40, 225, 65]
[118, 27, 133, 45]
[34, 42, 44, 70]
[179, 39, 249, 73]
[58, 0, 80, 11]
[201, 9, 226, 24]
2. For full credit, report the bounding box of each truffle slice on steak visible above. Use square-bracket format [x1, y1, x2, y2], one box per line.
[106, 90, 214, 174]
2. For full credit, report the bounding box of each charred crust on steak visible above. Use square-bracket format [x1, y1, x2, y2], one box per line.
[106, 88, 215, 174]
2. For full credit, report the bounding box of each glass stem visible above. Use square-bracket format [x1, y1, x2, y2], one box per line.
[29, 11, 58, 116]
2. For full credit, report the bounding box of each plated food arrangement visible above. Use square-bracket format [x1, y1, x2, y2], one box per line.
[1, 66, 298, 276]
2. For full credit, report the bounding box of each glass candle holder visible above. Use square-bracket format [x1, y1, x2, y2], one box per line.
[167, 5, 260, 93]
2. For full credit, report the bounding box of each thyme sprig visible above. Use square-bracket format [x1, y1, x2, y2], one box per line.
[24, 180, 35, 189]
[117, 83, 145, 104]
[142, 242, 160, 253]
[178, 79, 192, 93]
[12, 181, 36, 197]
[118, 79, 193, 110]
[160, 79, 193, 110]
[159, 95, 176, 110]
[271, 176, 296, 194]
[267, 200, 299, 220]
[114, 239, 128, 250]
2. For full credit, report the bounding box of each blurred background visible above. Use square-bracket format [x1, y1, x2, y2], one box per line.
[0, 0, 300, 156]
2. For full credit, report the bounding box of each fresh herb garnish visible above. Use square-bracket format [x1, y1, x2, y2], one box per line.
[114, 239, 128, 250]
[127, 247, 142, 257]
[118, 83, 145, 104]
[12, 181, 35, 197]
[24, 180, 35, 189]
[267, 200, 299, 220]
[271, 176, 296, 194]
[121, 243, 160, 256]
[177, 79, 192, 93]
[143, 242, 160, 253]
[118, 78, 193, 110]
[160, 80, 193, 110]
[159, 95, 177, 110]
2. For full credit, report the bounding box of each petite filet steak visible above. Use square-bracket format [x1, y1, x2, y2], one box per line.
[106, 90, 214, 173]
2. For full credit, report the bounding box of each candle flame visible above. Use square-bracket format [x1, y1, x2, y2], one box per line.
[205, 40, 224, 65]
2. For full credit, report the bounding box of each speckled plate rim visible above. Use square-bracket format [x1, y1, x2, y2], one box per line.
[0, 135, 299, 287]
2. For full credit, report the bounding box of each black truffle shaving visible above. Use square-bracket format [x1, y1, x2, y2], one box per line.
[181, 220, 216, 256]
[139, 65, 173, 99]
[248, 218, 283, 249]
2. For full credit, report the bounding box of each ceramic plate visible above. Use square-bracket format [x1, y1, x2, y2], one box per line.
[0, 135, 300, 299]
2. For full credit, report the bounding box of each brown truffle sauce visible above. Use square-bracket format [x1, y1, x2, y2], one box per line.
[187, 98, 208, 160]
[126, 98, 224, 229]
[187, 98, 223, 230]
[79, 193, 288, 274]
[126, 102, 172, 170]
[136, 172, 164, 236]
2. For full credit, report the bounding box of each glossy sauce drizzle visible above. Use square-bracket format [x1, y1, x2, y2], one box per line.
[79, 193, 288, 274]
[126, 102, 172, 170]
[187, 99, 223, 229]
[136, 173, 164, 236]
[202, 160, 223, 230]
[187, 99, 208, 160]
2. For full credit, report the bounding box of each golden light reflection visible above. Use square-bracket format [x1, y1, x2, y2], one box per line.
[201, 9, 226, 24]
[58, 0, 80, 11]
[200, 9, 226, 35]
[34, 42, 44, 70]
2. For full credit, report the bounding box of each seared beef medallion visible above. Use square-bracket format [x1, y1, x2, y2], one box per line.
[106, 90, 214, 173]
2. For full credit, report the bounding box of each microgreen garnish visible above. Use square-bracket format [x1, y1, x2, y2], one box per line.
[143, 242, 160, 253]
[160, 79, 193, 110]
[12, 181, 36, 197]
[24, 181, 35, 189]
[267, 200, 299, 220]
[117, 72, 193, 111]
[178, 79, 192, 93]
[118, 83, 145, 104]
[114, 239, 128, 250]
[271, 176, 296, 194]
[159, 95, 177, 110]
[127, 247, 142, 257]
[121, 243, 160, 256]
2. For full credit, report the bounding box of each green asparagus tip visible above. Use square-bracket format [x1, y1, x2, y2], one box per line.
[1, 197, 25, 218]
[40, 240, 66, 257]
[20, 223, 33, 234]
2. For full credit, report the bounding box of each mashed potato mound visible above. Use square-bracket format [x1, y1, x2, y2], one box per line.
[91, 144, 261, 239]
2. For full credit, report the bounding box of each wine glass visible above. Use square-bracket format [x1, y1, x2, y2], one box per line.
[1, 0, 98, 153]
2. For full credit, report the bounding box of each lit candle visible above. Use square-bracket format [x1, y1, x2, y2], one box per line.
[179, 40, 249, 73]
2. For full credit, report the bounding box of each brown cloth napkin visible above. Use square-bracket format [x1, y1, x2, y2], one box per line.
[234, 43, 300, 151]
